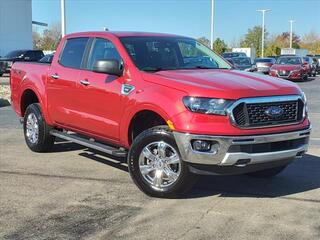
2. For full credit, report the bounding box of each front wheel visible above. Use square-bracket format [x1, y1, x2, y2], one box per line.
[246, 165, 287, 178]
[128, 126, 197, 198]
[23, 103, 55, 152]
[302, 74, 308, 81]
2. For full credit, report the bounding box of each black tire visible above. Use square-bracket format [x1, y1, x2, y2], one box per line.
[23, 103, 55, 152]
[0, 72, 3, 77]
[246, 165, 287, 178]
[303, 74, 308, 81]
[128, 126, 197, 198]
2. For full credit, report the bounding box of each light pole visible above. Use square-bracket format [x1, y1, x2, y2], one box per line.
[289, 20, 295, 48]
[61, 0, 66, 37]
[210, 0, 215, 49]
[257, 9, 271, 58]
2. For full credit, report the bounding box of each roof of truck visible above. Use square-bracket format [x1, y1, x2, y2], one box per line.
[65, 31, 190, 39]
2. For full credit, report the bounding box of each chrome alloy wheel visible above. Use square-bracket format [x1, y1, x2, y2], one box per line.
[26, 113, 39, 144]
[138, 141, 181, 191]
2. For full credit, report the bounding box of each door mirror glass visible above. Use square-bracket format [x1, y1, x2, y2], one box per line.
[93, 59, 123, 76]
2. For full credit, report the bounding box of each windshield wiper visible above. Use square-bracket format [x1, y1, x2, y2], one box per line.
[193, 66, 217, 69]
[142, 67, 177, 72]
[181, 66, 221, 70]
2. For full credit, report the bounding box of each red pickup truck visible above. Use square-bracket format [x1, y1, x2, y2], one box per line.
[10, 32, 311, 198]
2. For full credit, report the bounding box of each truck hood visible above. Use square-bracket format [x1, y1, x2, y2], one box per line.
[142, 69, 301, 99]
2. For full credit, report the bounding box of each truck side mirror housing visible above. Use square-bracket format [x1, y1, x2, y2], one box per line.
[92, 59, 123, 76]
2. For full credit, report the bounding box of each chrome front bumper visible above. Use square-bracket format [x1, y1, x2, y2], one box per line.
[173, 127, 311, 166]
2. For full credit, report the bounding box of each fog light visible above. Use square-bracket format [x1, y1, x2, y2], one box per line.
[192, 140, 220, 154]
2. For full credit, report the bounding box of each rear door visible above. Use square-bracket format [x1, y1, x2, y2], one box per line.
[47, 37, 90, 128]
[75, 37, 124, 141]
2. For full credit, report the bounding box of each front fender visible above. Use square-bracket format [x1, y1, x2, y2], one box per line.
[119, 103, 171, 147]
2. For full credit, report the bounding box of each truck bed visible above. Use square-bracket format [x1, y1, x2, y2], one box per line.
[10, 61, 51, 116]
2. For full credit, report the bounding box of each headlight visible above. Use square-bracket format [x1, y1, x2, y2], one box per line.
[301, 92, 307, 103]
[183, 97, 234, 115]
[301, 92, 308, 118]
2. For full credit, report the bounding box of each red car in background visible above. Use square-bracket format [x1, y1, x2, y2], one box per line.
[269, 56, 308, 81]
[303, 56, 317, 77]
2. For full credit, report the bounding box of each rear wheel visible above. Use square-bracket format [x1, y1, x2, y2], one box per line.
[246, 165, 287, 178]
[23, 103, 55, 152]
[128, 126, 197, 198]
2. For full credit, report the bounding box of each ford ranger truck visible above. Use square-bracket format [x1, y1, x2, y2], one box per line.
[10, 32, 311, 198]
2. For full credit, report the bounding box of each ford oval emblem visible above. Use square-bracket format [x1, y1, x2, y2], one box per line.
[265, 106, 284, 117]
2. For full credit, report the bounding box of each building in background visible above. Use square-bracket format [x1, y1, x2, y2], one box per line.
[0, 0, 32, 57]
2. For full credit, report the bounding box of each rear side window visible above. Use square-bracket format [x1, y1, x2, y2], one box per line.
[59, 38, 89, 68]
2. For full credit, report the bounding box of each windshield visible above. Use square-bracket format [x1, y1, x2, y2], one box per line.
[119, 37, 231, 71]
[222, 52, 246, 58]
[233, 57, 251, 65]
[276, 57, 302, 65]
[303, 57, 310, 62]
[254, 58, 273, 63]
[4, 50, 26, 58]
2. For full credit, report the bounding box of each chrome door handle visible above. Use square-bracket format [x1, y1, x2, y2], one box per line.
[51, 74, 60, 79]
[80, 80, 90, 86]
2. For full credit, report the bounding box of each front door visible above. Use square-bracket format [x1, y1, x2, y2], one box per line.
[76, 38, 125, 142]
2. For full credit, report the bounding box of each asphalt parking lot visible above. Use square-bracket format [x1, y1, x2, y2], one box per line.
[1, 74, 320, 240]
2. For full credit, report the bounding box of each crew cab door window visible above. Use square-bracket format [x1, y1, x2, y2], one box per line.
[59, 37, 89, 68]
[87, 38, 122, 70]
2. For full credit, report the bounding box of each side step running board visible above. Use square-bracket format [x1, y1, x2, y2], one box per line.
[50, 130, 127, 157]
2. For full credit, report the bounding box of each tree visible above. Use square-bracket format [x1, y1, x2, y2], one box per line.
[300, 31, 320, 54]
[32, 30, 41, 50]
[33, 22, 61, 50]
[197, 37, 210, 48]
[275, 32, 300, 49]
[212, 38, 228, 54]
[264, 32, 301, 56]
[240, 26, 267, 57]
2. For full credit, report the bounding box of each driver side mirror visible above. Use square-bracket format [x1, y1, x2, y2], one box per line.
[93, 59, 123, 76]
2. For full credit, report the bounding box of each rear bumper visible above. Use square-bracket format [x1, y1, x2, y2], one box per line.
[173, 127, 311, 171]
[256, 67, 270, 73]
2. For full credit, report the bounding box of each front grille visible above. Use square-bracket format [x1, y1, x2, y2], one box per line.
[278, 70, 290, 76]
[232, 98, 304, 128]
[228, 137, 308, 154]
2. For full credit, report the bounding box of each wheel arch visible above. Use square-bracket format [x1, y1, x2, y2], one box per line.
[19, 87, 52, 125]
[122, 104, 173, 147]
